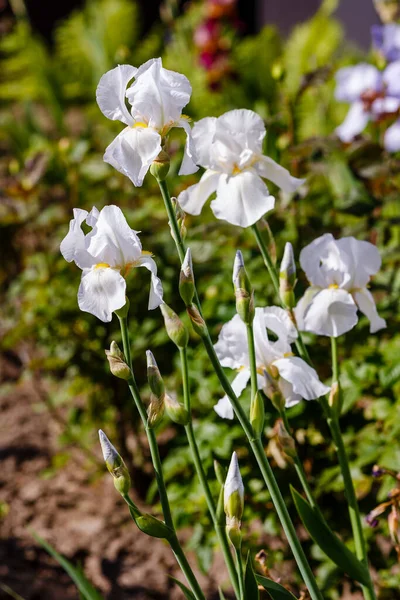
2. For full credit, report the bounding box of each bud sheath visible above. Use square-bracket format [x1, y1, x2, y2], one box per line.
[179, 248, 195, 306]
[160, 303, 189, 348]
[232, 250, 254, 325]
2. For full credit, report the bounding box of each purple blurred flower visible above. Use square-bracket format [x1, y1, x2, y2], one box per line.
[335, 61, 400, 151]
[371, 24, 400, 61]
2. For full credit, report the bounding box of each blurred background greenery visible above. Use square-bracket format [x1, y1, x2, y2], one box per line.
[1, 0, 400, 597]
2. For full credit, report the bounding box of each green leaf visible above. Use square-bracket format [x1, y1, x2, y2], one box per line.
[218, 588, 227, 600]
[256, 575, 297, 600]
[244, 552, 259, 600]
[169, 577, 197, 600]
[290, 487, 370, 586]
[31, 531, 104, 600]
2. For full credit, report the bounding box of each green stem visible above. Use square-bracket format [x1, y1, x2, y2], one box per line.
[118, 315, 205, 600]
[324, 340, 376, 600]
[180, 348, 240, 598]
[158, 179, 323, 599]
[235, 547, 245, 600]
[251, 222, 376, 599]
[246, 324, 258, 402]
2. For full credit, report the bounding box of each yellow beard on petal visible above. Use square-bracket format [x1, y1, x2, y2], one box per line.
[95, 263, 110, 269]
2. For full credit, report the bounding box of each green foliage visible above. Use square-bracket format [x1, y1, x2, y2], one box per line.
[32, 531, 104, 600]
[256, 575, 297, 600]
[1, 0, 400, 597]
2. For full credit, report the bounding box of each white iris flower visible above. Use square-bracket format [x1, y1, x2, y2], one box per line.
[60, 205, 163, 322]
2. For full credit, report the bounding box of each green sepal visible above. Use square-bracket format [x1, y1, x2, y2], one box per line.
[136, 514, 174, 540]
[169, 577, 196, 600]
[256, 575, 297, 600]
[291, 486, 370, 586]
[244, 552, 259, 600]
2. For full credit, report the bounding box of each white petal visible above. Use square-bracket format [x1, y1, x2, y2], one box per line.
[189, 117, 218, 169]
[214, 314, 249, 369]
[96, 65, 136, 125]
[294, 287, 321, 332]
[353, 288, 386, 333]
[371, 96, 400, 115]
[176, 118, 199, 176]
[211, 170, 275, 228]
[104, 127, 162, 187]
[384, 119, 400, 152]
[224, 451, 244, 505]
[252, 308, 288, 366]
[78, 267, 126, 322]
[336, 102, 370, 143]
[335, 64, 381, 103]
[86, 205, 142, 267]
[177, 170, 220, 216]
[382, 61, 400, 97]
[274, 356, 330, 401]
[217, 109, 266, 154]
[213, 369, 251, 420]
[261, 306, 298, 344]
[301, 288, 358, 337]
[60, 208, 95, 269]
[336, 237, 382, 289]
[299, 233, 336, 287]
[277, 378, 303, 408]
[125, 58, 192, 129]
[255, 155, 305, 193]
[136, 255, 164, 310]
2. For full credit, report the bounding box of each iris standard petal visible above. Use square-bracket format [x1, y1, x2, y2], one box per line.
[353, 289, 386, 333]
[103, 126, 162, 187]
[178, 170, 220, 215]
[216, 109, 266, 154]
[78, 267, 127, 323]
[299, 233, 336, 287]
[125, 58, 192, 129]
[60, 208, 95, 269]
[336, 237, 382, 289]
[214, 313, 249, 369]
[85, 205, 142, 267]
[211, 170, 275, 228]
[96, 64, 137, 125]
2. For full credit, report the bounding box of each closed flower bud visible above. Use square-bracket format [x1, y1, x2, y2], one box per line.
[147, 394, 165, 428]
[279, 243, 296, 309]
[276, 419, 296, 460]
[146, 350, 165, 399]
[160, 303, 189, 348]
[150, 149, 170, 181]
[171, 198, 187, 242]
[224, 452, 244, 523]
[233, 250, 254, 325]
[105, 341, 131, 380]
[136, 513, 174, 540]
[186, 304, 207, 337]
[164, 393, 190, 425]
[179, 248, 195, 306]
[250, 391, 265, 438]
[98, 430, 131, 495]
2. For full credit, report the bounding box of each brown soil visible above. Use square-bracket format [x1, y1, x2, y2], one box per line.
[0, 366, 228, 600]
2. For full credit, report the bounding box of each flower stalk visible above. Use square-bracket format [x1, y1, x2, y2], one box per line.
[157, 178, 323, 600]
